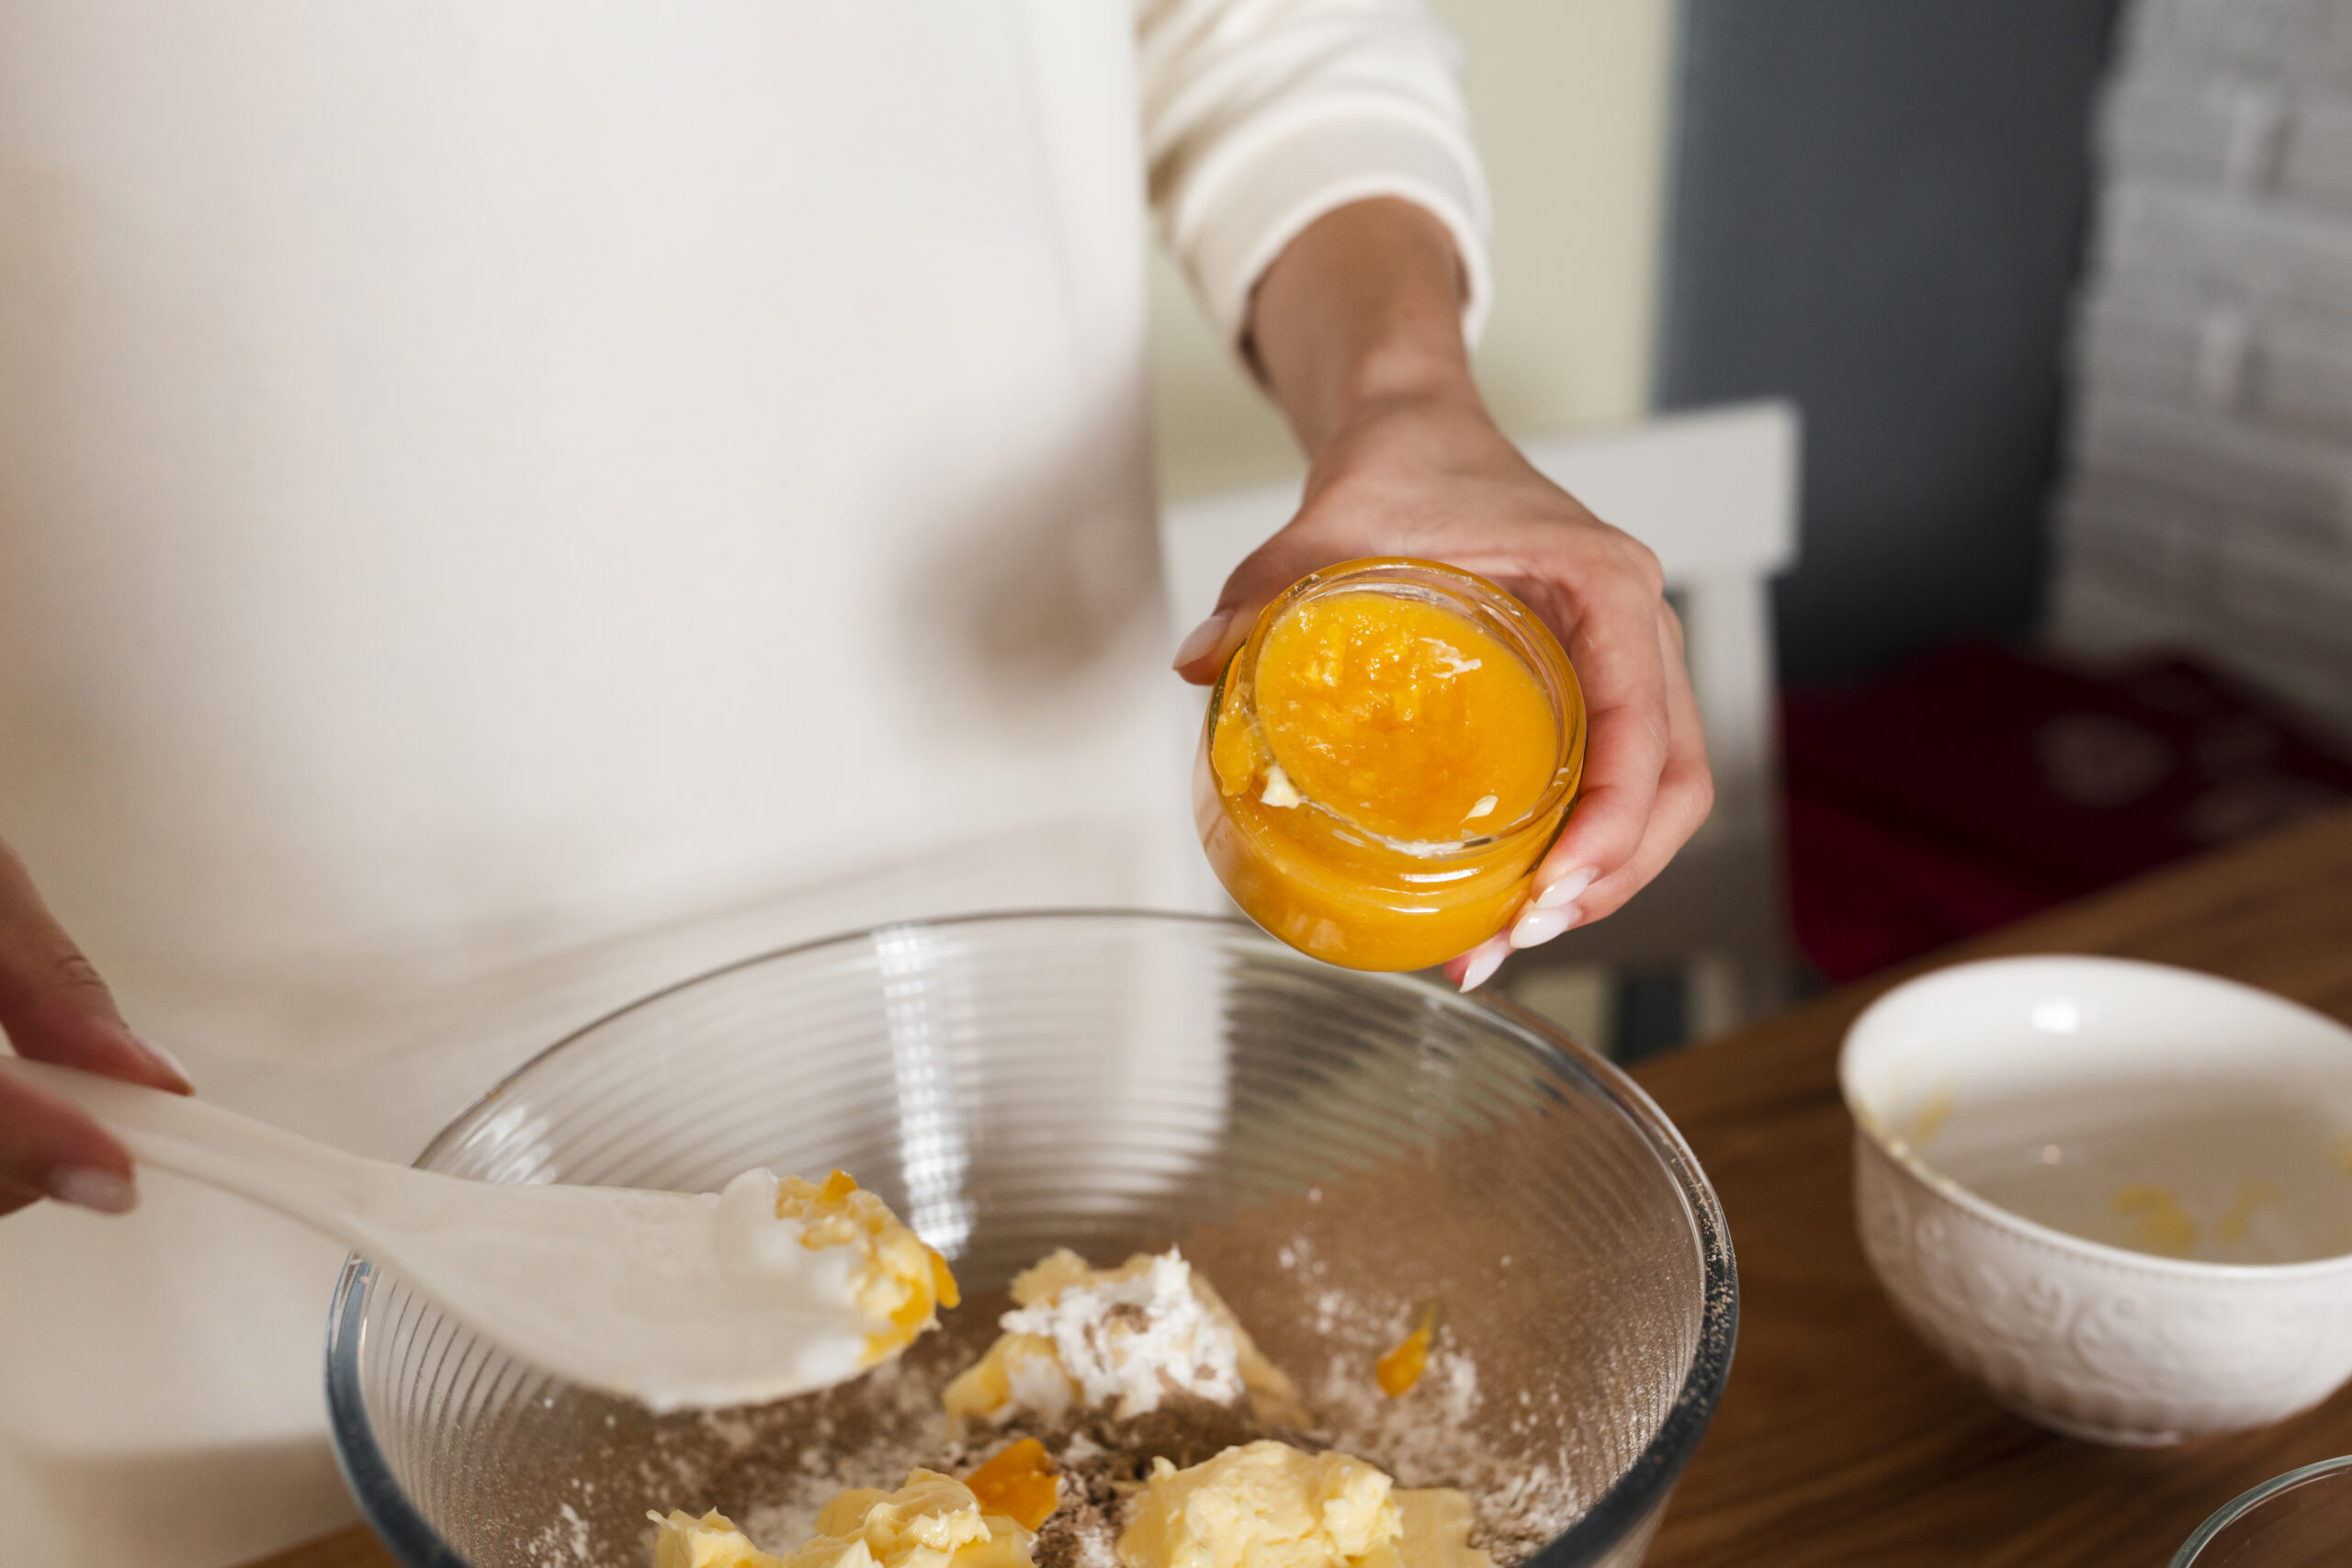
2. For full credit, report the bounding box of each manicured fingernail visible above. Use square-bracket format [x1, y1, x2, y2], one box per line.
[132, 1033, 194, 1089]
[1510, 906, 1578, 949]
[50, 1166, 137, 1215]
[1535, 867, 1596, 910]
[1173, 611, 1233, 670]
[1457, 938, 1510, 993]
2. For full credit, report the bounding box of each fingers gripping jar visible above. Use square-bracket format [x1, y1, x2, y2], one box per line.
[1195, 558, 1587, 972]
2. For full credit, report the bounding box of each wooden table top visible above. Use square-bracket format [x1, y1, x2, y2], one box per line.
[249, 805, 2352, 1568]
[1635, 801, 2352, 1567]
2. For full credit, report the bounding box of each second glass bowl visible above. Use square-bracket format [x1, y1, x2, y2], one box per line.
[2173, 1456, 2352, 1566]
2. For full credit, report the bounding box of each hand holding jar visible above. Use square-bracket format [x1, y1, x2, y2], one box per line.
[1178, 202, 1713, 988]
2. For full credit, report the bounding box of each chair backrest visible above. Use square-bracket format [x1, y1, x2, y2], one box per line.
[1161, 399, 1796, 612]
[1517, 401, 1800, 847]
[1158, 399, 1803, 1036]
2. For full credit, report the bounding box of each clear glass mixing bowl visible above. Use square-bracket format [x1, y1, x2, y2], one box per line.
[325, 912, 1735, 1568]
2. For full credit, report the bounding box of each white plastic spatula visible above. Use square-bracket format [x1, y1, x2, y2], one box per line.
[1, 1056, 940, 1412]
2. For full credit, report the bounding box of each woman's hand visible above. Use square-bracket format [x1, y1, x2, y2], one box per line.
[1173, 199, 1713, 989]
[0, 838, 191, 1215]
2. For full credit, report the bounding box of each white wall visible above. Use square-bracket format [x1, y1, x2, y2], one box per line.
[1148, 0, 1680, 502]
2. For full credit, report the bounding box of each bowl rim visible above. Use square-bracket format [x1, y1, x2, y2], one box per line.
[325, 908, 1738, 1568]
[2169, 1452, 2352, 1565]
[1838, 953, 2352, 1281]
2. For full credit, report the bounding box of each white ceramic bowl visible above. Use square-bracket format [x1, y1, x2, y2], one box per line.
[1840, 955, 2352, 1445]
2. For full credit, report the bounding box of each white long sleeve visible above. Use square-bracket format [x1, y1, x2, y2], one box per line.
[1139, 0, 1494, 349]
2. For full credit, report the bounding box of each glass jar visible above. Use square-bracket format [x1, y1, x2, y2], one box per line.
[1194, 558, 1586, 971]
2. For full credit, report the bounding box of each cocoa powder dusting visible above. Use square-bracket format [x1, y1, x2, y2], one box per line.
[664, 1258, 1588, 1568]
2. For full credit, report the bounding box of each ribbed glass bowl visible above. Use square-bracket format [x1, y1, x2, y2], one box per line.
[2172, 1455, 2352, 1566]
[325, 911, 1735, 1568]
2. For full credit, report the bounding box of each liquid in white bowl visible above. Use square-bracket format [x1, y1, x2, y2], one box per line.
[1934, 1097, 2352, 1265]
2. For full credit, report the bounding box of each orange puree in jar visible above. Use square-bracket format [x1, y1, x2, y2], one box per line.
[1196, 558, 1584, 972]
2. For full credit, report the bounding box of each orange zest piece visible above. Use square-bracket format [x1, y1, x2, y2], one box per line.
[774, 1169, 961, 1363]
[964, 1438, 1060, 1531]
[1375, 1302, 1440, 1398]
[870, 1244, 962, 1359]
[931, 1247, 963, 1312]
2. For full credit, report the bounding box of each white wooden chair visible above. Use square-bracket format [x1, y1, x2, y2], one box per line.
[1159, 400, 1802, 1040]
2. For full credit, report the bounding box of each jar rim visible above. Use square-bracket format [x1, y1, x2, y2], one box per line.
[1216, 556, 1587, 859]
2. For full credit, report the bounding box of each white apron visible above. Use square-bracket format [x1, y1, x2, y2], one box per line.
[0, 7, 1196, 1563]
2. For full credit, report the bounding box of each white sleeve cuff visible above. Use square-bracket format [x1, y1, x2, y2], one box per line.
[1161, 98, 1494, 355]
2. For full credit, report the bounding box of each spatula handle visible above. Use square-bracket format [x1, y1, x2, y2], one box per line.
[0, 1055, 420, 1244]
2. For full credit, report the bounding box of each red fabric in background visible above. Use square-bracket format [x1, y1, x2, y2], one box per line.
[1780, 643, 2352, 982]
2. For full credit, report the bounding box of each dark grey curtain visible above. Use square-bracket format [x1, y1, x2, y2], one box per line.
[1657, 0, 2126, 682]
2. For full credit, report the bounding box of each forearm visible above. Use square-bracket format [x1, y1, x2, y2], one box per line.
[1246, 197, 1483, 459]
